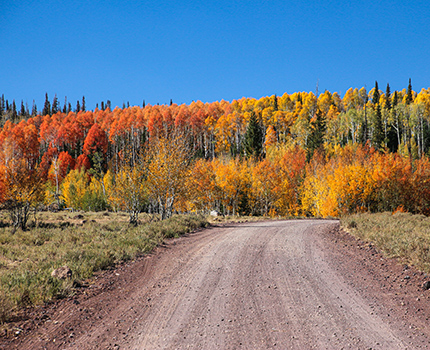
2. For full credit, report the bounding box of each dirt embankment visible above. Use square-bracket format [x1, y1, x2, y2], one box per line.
[2, 220, 430, 349]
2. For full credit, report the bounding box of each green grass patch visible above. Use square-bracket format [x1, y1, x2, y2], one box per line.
[341, 212, 430, 273]
[0, 212, 208, 323]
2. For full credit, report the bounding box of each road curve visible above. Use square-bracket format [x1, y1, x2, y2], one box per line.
[10, 220, 430, 349]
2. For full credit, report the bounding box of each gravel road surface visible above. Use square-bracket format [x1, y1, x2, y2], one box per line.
[3, 220, 430, 349]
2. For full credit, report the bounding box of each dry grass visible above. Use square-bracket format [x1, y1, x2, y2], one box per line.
[0, 211, 208, 323]
[341, 212, 430, 273]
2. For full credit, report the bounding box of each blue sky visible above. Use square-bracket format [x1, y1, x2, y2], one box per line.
[1, 0, 430, 110]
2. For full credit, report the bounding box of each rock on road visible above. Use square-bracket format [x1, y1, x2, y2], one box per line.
[8, 220, 430, 349]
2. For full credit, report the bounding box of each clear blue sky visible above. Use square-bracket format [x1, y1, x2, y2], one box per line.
[1, 0, 429, 110]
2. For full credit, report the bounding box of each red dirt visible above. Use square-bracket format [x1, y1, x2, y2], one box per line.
[2, 220, 430, 349]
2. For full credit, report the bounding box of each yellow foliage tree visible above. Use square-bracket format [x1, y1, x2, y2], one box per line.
[0, 159, 43, 230]
[215, 157, 250, 216]
[60, 168, 89, 209]
[146, 135, 191, 219]
[108, 165, 147, 224]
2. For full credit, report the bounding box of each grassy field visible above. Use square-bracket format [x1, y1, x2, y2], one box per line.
[0, 211, 209, 323]
[341, 212, 430, 273]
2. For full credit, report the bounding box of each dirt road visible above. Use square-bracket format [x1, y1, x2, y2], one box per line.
[3, 220, 430, 349]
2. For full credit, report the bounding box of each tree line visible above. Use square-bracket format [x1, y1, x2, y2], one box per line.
[1, 80, 430, 229]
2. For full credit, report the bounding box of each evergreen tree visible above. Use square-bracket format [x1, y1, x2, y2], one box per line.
[52, 94, 59, 114]
[106, 100, 111, 110]
[20, 100, 26, 117]
[372, 81, 380, 105]
[273, 94, 278, 111]
[393, 90, 398, 107]
[307, 108, 326, 160]
[76, 100, 81, 112]
[243, 111, 263, 159]
[63, 97, 68, 113]
[68, 103, 72, 114]
[142, 100, 146, 108]
[373, 104, 384, 150]
[384, 84, 395, 151]
[385, 83, 391, 110]
[0, 94, 4, 115]
[82, 96, 86, 112]
[42, 93, 51, 116]
[359, 118, 368, 146]
[406, 78, 413, 105]
[371, 81, 384, 150]
[31, 100, 37, 116]
[11, 100, 17, 121]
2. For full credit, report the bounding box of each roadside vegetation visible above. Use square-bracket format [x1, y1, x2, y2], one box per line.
[341, 212, 430, 273]
[0, 211, 208, 324]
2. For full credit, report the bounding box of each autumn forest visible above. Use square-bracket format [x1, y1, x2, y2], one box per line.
[2, 80, 430, 229]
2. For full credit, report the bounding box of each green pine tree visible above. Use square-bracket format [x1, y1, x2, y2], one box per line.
[52, 94, 59, 114]
[273, 94, 278, 111]
[385, 83, 391, 110]
[406, 78, 413, 105]
[63, 97, 68, 113]
[307, 108, 326, 160]
[31, 100, 37, 116]
[11, 100, 17, 121]
[372, 81, 380, 105]
[42, 93, 51, 116]
[0, 94, 4, 115]
[373, 104, 384, 150]
[243, 112, 264, 159]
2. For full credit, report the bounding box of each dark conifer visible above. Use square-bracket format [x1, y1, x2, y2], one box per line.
[82, 96, 86, 112]
[76, 100, 81, 112]
[52, 94, 59, 114]
[393, 90, 398, 107]
[307, 108, 326, 160]
[11, 100, 17, 121]
[273, 94, 278, 111]
[63, 97, 68, 113]
[243, 111, 264, 159]
[31, 100, 37, 116]
[20, 100, 26, 116]
[406, 78, 413, 105]
[0, 94, 4, 115]
[385, 83, 391, 110]
[372, 81, 380, 105]
[42, 93, 51, 116]
[373, 104, 384, 150]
